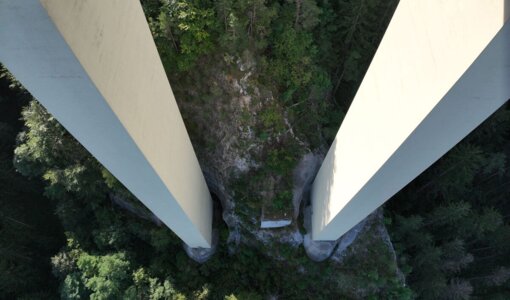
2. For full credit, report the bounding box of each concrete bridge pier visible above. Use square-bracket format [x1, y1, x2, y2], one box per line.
[312, 0, 510, 241]
[0, 0, 212, 248]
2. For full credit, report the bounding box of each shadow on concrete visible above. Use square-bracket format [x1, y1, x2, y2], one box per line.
[505, 0, 509, 21]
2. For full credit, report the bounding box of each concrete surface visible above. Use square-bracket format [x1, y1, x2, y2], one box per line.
[0, 0, 212, 247]
[312, 0, 510, 240]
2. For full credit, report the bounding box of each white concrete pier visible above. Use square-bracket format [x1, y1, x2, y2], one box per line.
[0, 0, 212, 247]
[312, 0, 510, 241]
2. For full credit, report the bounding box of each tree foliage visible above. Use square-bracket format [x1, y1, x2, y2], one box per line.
[156, 0, 218, 71]
[388, 105, 510, 299]
[6, 1, 510, 299]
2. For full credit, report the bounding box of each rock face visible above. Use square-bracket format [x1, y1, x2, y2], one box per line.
[329, 212, 375, 263]
[303, 233, 337, 262]
[331, 219, 367, 262]
[184, 229, 219, 263]
[291, 152, 322, 219]
[258, 152, 322, 230]
[175, 53, 307, 254]
[172, 52, 399, 265]
[303, 203, 393, 263]
[301, 204, 326, 261]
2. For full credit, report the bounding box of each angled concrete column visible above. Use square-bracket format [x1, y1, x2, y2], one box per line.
[0, 0, 212, 247]
[312, 1, 510, 241]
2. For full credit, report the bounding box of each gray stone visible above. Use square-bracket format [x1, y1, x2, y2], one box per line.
[303, 233, 337, 262]
[184, 229, 219, 263]
[330, 218, 368, 263]
[302, 205, 336, 261]
[292, 153, 322, 219]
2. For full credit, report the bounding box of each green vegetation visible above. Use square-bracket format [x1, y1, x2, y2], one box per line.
[156, 0, 217, 71]
[2, 0, 509, 299]
[387, 106, 510, 299]
[1, 71, 407, 299]
[0, 66, 64, 299]
[145, 0, 397, 227]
